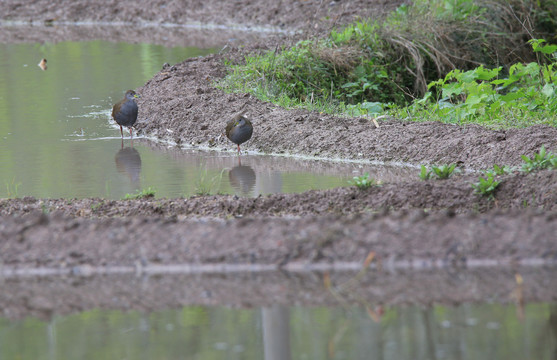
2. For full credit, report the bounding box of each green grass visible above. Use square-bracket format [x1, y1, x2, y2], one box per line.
[194, 167, 226, 196]
[123, 187, 156, 200]
[5, 178, 21, 198]
[217, 0, 557, 128]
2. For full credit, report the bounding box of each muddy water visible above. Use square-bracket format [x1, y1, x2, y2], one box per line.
[1, 302, 555, 359]
[0, 41, 417, 199]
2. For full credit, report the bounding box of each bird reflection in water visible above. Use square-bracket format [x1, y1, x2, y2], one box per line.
[228, 158, 256, 196]
[115, 145, 142, 184]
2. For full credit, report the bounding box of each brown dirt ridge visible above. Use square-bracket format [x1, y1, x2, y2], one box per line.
[1, 0, 557, 313]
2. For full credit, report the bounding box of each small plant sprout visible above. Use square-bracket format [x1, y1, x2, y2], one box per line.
[471, 173, 500, 199]
[431, 164, 458, 179]
[521, 145, 557, 173]
[350, 173, 380, 189]
[490, 164, 515, 176]
[419, 165, 432, 180]
[123, 187, 156, 200]
[420, 164, 458, 180]
[5, 178, 21, 198]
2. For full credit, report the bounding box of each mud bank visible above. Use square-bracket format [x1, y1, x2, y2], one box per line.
[2, 267, 553, 320]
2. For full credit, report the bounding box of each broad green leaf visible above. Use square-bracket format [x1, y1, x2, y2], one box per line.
[542, 83, 555, 97]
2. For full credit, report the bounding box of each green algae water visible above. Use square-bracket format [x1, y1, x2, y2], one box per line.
[1, 303, 555, 360]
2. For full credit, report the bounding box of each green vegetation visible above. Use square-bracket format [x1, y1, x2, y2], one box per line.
[471, 146, 557, 199]
[398, 39, 557, 128]
[123, 187, 156, 200]
[521, 145, 557, 173]
[4, 178, 21, 198]
[419, 165, 432, 180]
[471, 173, 500, 199]
[90, 201, 104, 211]
[419, 164, 458, 180]
[194, 167, 225, 196]
[349, 173, 380, 189]
[488, 164, 515, 176]
[218, 0, 557, 124]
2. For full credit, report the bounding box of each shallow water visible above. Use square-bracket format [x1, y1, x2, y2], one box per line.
[0, 40, 417, 199]
[1, 302, 555, 360]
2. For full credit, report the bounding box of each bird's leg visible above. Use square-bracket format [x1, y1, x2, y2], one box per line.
[237, 144, 241, 155]
[120, 125, 124, 139]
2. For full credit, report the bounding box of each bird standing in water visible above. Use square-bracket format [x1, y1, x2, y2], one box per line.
[225, 110, 253, 155]
[112, 90, 139, 140]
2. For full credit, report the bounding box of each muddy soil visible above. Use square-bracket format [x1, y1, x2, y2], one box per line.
[1, 0, 557, 316]
[2, 268, 554, 320]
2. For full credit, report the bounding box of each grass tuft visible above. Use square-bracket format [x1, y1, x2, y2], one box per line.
[123, 187, 156, 200]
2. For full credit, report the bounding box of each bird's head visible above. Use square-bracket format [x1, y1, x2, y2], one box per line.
[125, 90, 140, 100]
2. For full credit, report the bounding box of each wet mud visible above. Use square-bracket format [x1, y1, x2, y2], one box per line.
[1, 0, 557, 316]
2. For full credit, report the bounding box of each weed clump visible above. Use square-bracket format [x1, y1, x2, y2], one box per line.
[419, 164, 458, 180]
[471, 173, 500, 199]
[521, 145, 557, 173]
[219, 0, 557, 118]
[349, 173, 380, 189]
[123, 187, 156, 200]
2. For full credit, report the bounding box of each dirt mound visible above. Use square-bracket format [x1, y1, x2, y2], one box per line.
[2, 208, 557, 269]
[136, 52, 557, 170]
[2, 170, 557, 219]
[0, 0, 401, 32]
[2, 268, 555, 320]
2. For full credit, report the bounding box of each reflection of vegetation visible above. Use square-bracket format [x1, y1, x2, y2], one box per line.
[0, 285, 555, 358]
[323, 252, 384, 323]
[5, 178, 21, 198]
[194, 167, 226, 196]
[123, 187, 156, 200]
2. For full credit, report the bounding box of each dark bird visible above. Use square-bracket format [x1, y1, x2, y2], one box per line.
[112, 90, 139, 140]
[225, 110, 253, 155]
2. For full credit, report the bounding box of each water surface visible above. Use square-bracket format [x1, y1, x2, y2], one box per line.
[1, 302, 555, 360]
[0, 40, 416, 199]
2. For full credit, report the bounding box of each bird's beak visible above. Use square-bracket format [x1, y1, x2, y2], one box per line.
[134, 94, 141, 99]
